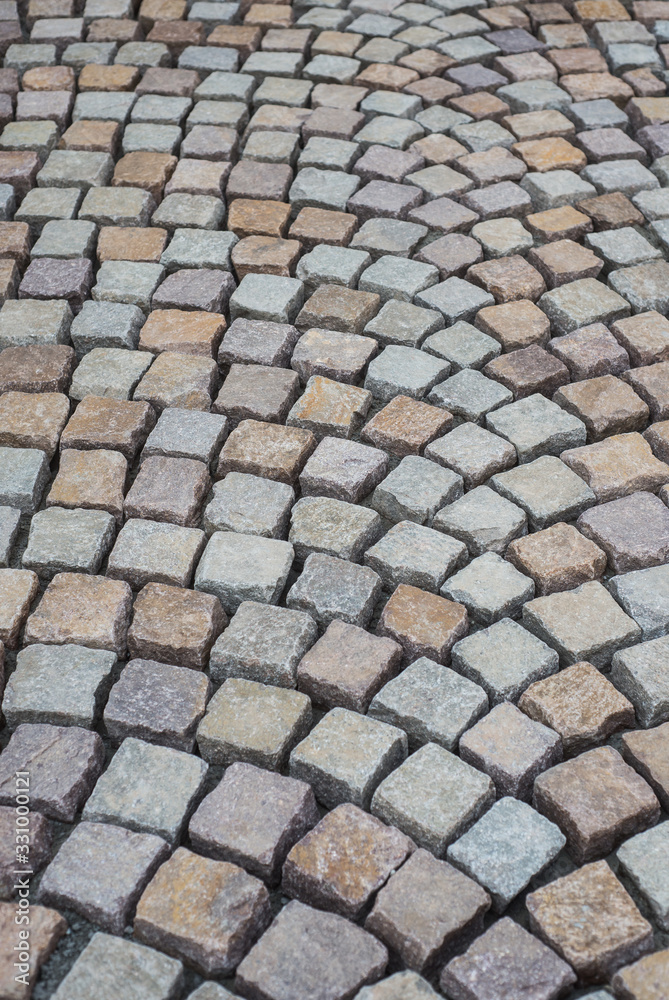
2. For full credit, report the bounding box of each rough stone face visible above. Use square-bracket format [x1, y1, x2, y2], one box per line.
[0, 902, 67, 1000]
[526, 862, 654, 983]
[50, 933, 184, 1000]
[0, 723, 104, 822]
[621, 723, 669, 811]
[290, 707, 407, 811]
[0, 804, 52, 900]
[83, 736, 208, 844]
[506, 522, 607, 596]
[282, 803, 413, 919]
[235, 901, 388, 1000]
[611, 636, 669, 728]
[365, 848, 491, 976]
[189, 762, 319, 886]
[135, 848, 272, 976]
[368, 657, 488, 752]
[617, 823, 669, 932]
[371, 742, 495, 856]
[459, 702, 562, 801]
[3, 642, 116, 730]
[522, 580, 642, 668]
[37, 820, 169, 934]
[128, 582, 226, 669]
[519, 661, 635, 756]
[447, 797, 566, 912]
[297, 619, 401, 713]
[440, 917, 576, 1000]
[377, 584, 469, 665]
[197, 677, 312, 771]
[533, 746, 660, 864]
[451, 617, 560, 705]
[103, 659, 210, 752]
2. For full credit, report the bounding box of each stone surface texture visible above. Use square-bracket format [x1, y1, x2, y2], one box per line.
[1, 0, 669, 997]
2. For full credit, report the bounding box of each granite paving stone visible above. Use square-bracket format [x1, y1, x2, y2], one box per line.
[282, 802, 413, 919]
[103, 658, 210, 752]
[447, 797, 566, 912]
[520, 660, 635, 755]
[0, 722, 104, 822]
[364, 848, 490, 975]
[134, 847, 272, 976]
[235, 900, 388, 1000]
[2, 642, 116, 730]
[37, 820, 169, 935]
[370, 741, 495, 855]
[526, 861, 654, 983]
[49, 933, 184, 1000]
[440, 916, 576, 1000]
[83, 735, 208, 844]
[189, 761, 319, 885]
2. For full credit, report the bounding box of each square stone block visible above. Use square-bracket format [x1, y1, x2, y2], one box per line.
[526, 861, 653, 983]
[0, 567, 39, 649]
[124, 455, 210, 528]
[364, 521, 467, 594]
[235, 901, 388, 1000]
[447, 797, 565, 912]
[507, 522, 606, 597]
[432, 485, 527, 557]
[459, 701, 562, 800]
[62, 396, 155, 461]
[0, 446, 49, 514]
[377, 583, 469, 665]
[519, 660, 635, 756]
[47, 447, 127, 525]
[490, 455, 596, 530]
[369, 656, 488, 752]
[103, 658, 210, 752]
[283, 802, 413, 919]
[486, 394, 586, 464]
[107, 519, 205, 590]
[127, 581, 225, 669]
[37, 820, 169, 934]
[188, 761, 319, 885]
[533, 746, 660, 864]
[441, 916, 576, 1000]
[217, 419, 316, 484]
[451, 617, 560, 704]
[209, 600, 316, 688]
[365, 848, 490, 976]
[296, 618, 401, 713]
[371, 742, 495, 856]
[195, 531, 294, 615]
[441, 551, 534, 626]
[290, 707, 407, 810]
[25, 571, 132, 656]
[2, 642, 115, 729]
[616, 819, 669, 931]
[564, 431, 669, 503]
[83, 736, 208, 844]
[135, 847, 271, 977]
[0, 722, 103, 822]
[51, 933, 184, 1000]
[607, 564, 669, 641]
[197, 677, 311, 770]
[611, 636, 669, 728]
[133, 350, 218, 412]
[204, 473, 294, 539]
[371, 456, 463, 526]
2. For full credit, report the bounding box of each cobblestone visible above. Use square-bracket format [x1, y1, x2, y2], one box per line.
[2, 0, 669, 989]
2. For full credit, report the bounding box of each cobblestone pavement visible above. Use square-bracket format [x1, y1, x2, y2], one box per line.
[1, 0, 669, 997]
